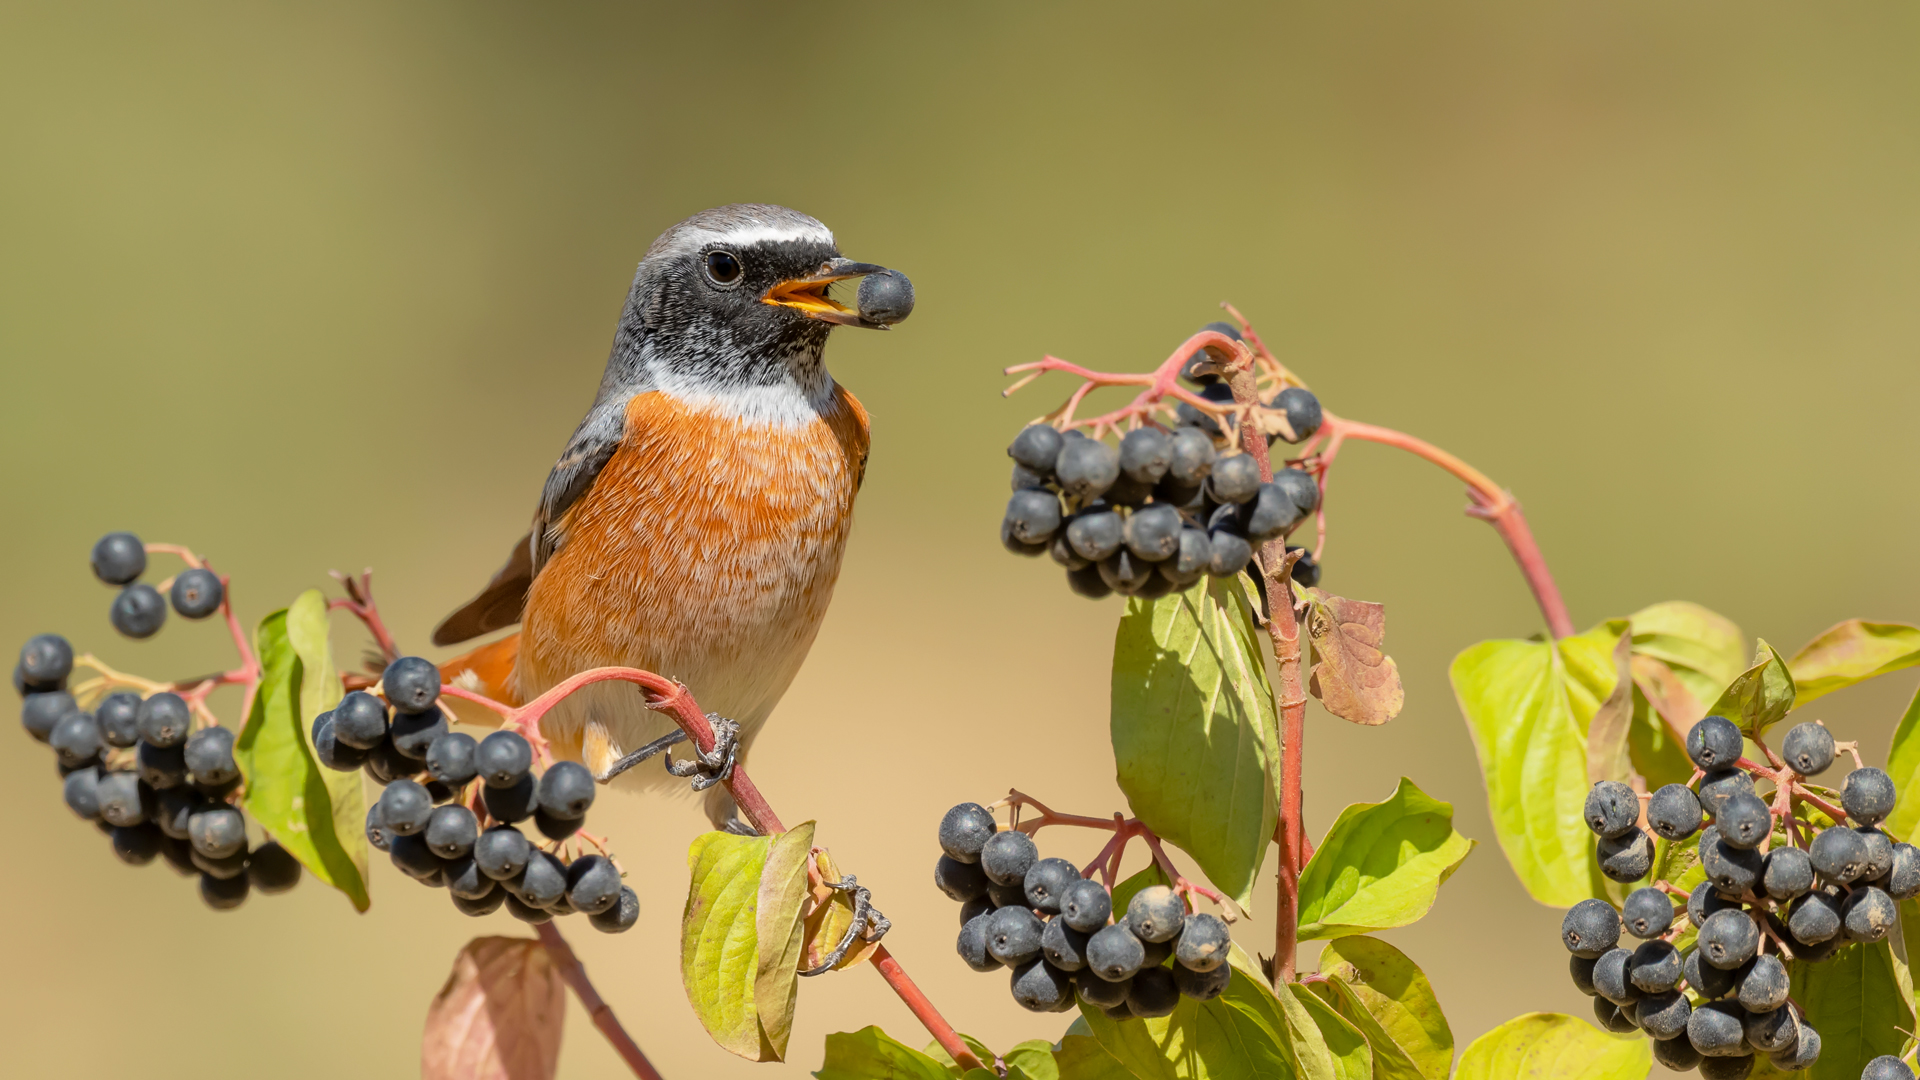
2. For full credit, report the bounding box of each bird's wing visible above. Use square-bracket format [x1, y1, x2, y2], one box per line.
[430, 401, 627, 647]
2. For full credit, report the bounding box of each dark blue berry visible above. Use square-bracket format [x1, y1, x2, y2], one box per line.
[1166, 427, 1216, 486]
[137, 692, 191, 748]
[1054, 438, 1120, 499]
[1781, 722, 1834, 775]
[388, 708, 447, 760]
[475, 825, 531, 880]
[1066, 509, 1125, 562]
[1584, 780, 1639, 838]
[1687, 715, 1743, 770]
[90, 532, 146, 585]
[136, 740, 187, 790]
[49, 711, 102, 768]
[477, 730, 533, 788]
[1647, 783, 1702, 841]
[110, 583, 167, 639]
[935, 855, 992, 902]
[183, 726, 238, 786]
[536, 760, 596, 819]
[18, 634, 73, 685]
[1270, 387, 1322, 442]
[566, 854, 622, 915]
[855, 269, 914, 325]
[248, 840, 302, 893]
[1843, 767, 1897, 826]
[382, 656, 442, 713]
[187, 804, 246, 859]
[1126, 884, 1186, 943]
[425, 804, 479, 859]
[589, 885, 640, 933]
[482, 773, 536, 823]
[1009, 425, 1064, 473]
[169, 569, 224, 619]
[938, 802, 997, 863]
[21, 689, 76, 742]
[1118, 428, 1173, 485]
[96, 692, 141, 748]
[331, 691, 389, 750]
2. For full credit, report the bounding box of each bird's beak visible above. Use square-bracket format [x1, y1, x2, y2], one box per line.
[762, 257, 890, 328]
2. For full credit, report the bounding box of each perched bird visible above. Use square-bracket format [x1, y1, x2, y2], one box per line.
[434, 204, 909, 830]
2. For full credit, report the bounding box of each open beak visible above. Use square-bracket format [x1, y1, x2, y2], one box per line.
[762, 257, 891, 328]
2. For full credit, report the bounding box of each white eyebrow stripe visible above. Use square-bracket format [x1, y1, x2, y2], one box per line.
[702, 222, 835, 248]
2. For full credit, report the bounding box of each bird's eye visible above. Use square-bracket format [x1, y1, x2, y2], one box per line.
[705, 250, 742, 285]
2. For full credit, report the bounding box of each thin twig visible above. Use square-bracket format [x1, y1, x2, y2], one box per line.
[537, 923, 666, 1080]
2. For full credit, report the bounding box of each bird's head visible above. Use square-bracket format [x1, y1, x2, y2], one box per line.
[614, 204, 904, 401]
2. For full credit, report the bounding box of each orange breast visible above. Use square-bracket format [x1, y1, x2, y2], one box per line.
[515, 384, 869, 760]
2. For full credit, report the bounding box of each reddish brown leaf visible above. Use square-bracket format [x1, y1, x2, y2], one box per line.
[1305, 591, 1404, 726]
[801, 848, 878, 974]
[1586, 630, 1638, 786]
[1631, 654, 1704, 732]
[422, 937, 565, 1080]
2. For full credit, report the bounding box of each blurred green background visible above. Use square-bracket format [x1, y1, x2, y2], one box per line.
[5, 2, 1920, 1076]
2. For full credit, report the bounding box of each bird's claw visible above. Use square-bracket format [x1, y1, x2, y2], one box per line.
[665, 714, 739, 793]
[798, 874, 891, 977]
[598, 729, 689, 782]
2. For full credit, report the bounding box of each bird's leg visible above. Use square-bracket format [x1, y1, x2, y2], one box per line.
[596, 729, 689, 782]
[664, 714, 740, 793]
[798, 874, 892, 977]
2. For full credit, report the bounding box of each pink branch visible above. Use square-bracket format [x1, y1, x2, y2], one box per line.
[536, 924, 665, 1080]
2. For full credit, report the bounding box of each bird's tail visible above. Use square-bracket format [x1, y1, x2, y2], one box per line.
[438, 633, 521, 729]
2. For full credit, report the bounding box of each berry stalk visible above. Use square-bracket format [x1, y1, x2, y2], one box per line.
[536, 922, 666, 1080]
[1221, 338, 1309, 987]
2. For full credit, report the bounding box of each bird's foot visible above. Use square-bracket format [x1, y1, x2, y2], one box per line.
[597, 728, 689, 782]
[719, 816, 758, 837]
[665, 714, 739, 793]
[799, 874, 891, 977]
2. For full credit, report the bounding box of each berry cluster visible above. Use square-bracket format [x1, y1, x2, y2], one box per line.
[86, 531, 226, 639]
[935, 803, 1234, 1016]
[1000, 325, 1325, 600]
[21, 644, 298, 910]
[1561, 714, 1920, 1077]
[324, 662, 636, 933]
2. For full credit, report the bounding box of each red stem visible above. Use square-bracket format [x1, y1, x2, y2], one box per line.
[1322, 415, 1574, 639]
[537, 923, 666, 1080]
[1223, 353, 1308, 986]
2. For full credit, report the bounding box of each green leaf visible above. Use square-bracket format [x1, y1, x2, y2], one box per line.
[1453, 1013, 1649, 1080]
[1005, 1040, 1061, 1080]
[817, 1027, 957, 1080]
[1791, 620, 1920, 704]
[1583, 633, 1636, 786]
[1111, 577, 1277, 909]
[1789, 940, 1913, 1080]
[922, 1034, 1054, 1080]
[1884, 686, 1920, 842]
[1053, 1036, 1136, 1080]
[1315, 937, 1453, 1080]
[1295, 778, 1474, 940]
[1286, 986, 1371, 1080]
[1705, 639, 1796, 739]
[1629, 601, 1746, 704]
[235, 607, 370, 911]
[682, 822, 817, 1061]
[1449, 621, 1624, 906]
[921, 1033, 995, 1077]
[284, 589, 368, 905]
[1077, 966, 1294, 1079]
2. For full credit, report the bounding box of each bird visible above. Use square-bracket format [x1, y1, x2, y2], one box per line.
[431, 204, 909, 831]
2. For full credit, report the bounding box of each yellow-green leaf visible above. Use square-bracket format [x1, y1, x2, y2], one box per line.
[683, 822, 817, 1061]
[1286, 985, 1371, 1080]
[1450, 621, 1622, 907]
[1316, 936, 1453, 1080]
[1111, 577, 1277, 909]
[1295, 778, 1474, 940]
[235, 607, 369, 911]
[1077, 965, 1294, 1079]
[1454, 1013, 1648, 1080]
[817, 1026, 956, 1080]
[1053, 1035, 1135, 1080]
[1790, 620, 1920, 704]
[1883, 686, 1920, 842]
[1788, 940, 1913, 1080]
[1629, 601, 1745, 705]
[1706, 639, 1795, 739]
[285, 589, 367, 906]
